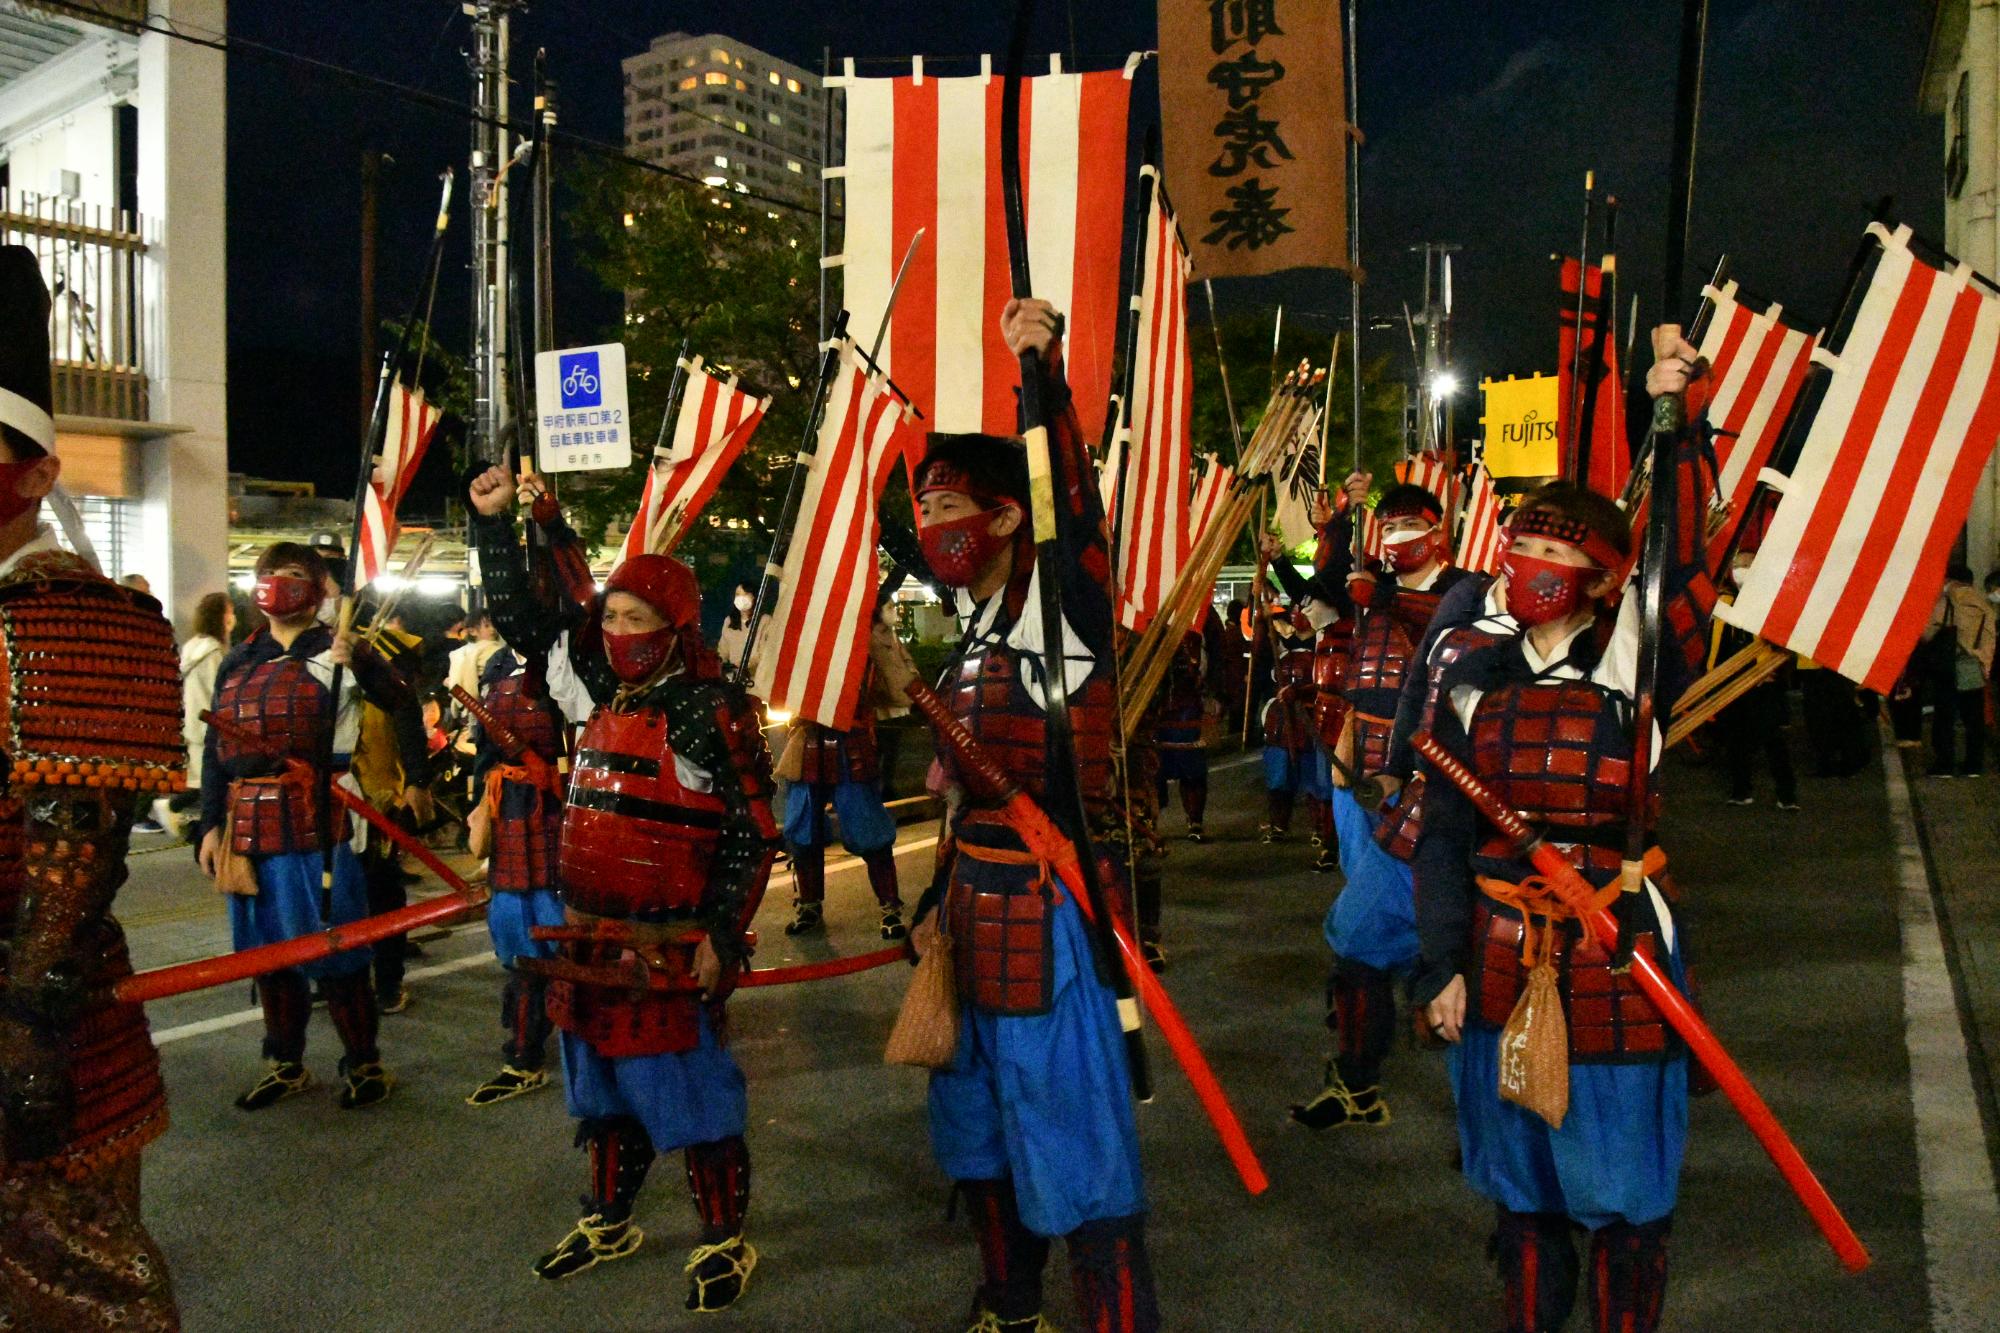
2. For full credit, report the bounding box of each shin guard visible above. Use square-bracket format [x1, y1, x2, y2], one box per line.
[791, 844, 826, 906]
[960, 1178, 1050, 1324]
[684, 1135, 752, 1243]
[863, 847, 903, 909]
[1266, 789, 1294, 832]
[582, 1116, 656, 1224]
[501, 970, 554, 1070]
[1494, 1208, 1580, 1333]
[257, 969, 311, 1064]
[1329, 961, 1397, 1090]
[1067, 1213, 1160, 1333]
[1587, 1217, 1670, 1333]
[321, 971, 380, 1066]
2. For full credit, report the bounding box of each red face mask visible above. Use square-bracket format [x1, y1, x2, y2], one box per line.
[0, 458, 43, 524]
[253, 573, 323, 619]
[1499, 550, 1599, 627]
[1382, 523, 1445, 574]
[919, 505, 1017, 588]
[603, 626, 679, 684]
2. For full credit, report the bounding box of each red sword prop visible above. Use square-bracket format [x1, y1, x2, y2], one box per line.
[903, 677, 1268, 1195]
[1410, 729, 1869, 1272]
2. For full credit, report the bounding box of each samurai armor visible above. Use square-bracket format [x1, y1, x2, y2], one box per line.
[490, 776, 561, 894]
[944, 645, 1117, 820]
[1262, 649, 1317, 752]
[561, 707, 726, 922]
[1586, 1216, 1671, 1333]
[945, 810, 1057, 1017]
[791, 717, 880, 786]
[228, 770, 348, 856]
[962, 1178, 1051, 1324]
[1312, 619, 1354, 747]
[1066, 1213, 1160, 1333]
[1468, 904, 1671, 1063]
[481, 669, 565, 764]
[211, 653, 332, 776]
[0, 560, 182, 1328]
[1468, 680, 1639, 838]
[1372, 773, 1427, 861]
[1495, 1207, 1580, 1333]
[684, 1134, 751, 1242]
[584, 1115, 656, 1224]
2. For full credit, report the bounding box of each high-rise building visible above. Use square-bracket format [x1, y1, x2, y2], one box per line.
[621, 32, 833, 213]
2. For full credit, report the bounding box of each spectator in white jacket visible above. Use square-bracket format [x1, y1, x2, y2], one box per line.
[161, 591, 234, 837]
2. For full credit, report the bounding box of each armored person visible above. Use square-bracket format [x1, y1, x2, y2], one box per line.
[469, 470, 779, 1313]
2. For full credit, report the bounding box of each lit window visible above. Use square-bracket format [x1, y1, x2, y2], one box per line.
[678, 76, 697, 91]
[714, 154, 729, 167]
[704, 71, 728, 86]
[703, 174, 728, 187]
[735, 120, 748, 133]
[735, 58, 744, 69]
[786, 78, 802, 94]
[768, 71, 781, 85]
[734, 78, 746, 91]
[710, 47, 729, 63]
[767, 111, 781, 125]
[787, 160, 802, 173]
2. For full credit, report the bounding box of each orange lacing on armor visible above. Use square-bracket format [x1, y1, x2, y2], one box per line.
[954, 840, 1057, 895]
[1476, 845, 1667, 966]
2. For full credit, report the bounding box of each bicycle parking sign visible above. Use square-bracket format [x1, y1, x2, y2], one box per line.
[535, 342, 632, 473]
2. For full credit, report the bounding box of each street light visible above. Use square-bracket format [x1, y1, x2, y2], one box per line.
[1430, 371, 1459, 398]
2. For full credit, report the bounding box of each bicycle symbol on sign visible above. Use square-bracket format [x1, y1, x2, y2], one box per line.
[563, 365, 600, 398]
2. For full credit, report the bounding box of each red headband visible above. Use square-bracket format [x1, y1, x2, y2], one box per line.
[1506, 506, 1624, 570]
[914, 458, 1008, 507]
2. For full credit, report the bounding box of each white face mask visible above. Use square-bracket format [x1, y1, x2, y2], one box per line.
[1987, 589, 2000, 605]
[734, 594, 754, 613]
[315, 596, 338, 626]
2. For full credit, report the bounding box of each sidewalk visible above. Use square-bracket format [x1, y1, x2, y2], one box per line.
[1900, 750, 2000, 1186]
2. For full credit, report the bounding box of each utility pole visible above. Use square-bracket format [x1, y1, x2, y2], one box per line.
[1406, 241, 1460, 454]
[467, 0, 517, 465]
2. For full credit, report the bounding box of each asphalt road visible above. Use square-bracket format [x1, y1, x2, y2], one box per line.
[114, 739, 1986, 1331]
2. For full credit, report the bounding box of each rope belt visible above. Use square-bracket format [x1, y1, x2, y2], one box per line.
[1476, 845, 1667, 968]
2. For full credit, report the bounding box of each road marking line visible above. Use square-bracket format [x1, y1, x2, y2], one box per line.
[1883, 748, 2000, 1331]
[151, 948, 497, 1045]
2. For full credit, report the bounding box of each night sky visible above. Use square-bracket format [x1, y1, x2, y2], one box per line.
[224, 1, 1941, 502]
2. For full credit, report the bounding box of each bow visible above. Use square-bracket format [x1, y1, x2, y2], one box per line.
[1000, 2, 1150, 1099]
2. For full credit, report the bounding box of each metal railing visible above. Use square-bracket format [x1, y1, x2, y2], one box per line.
[0, 190, 152, 422]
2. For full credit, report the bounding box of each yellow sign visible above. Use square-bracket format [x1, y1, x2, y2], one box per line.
[1480, 374, 1561, 480]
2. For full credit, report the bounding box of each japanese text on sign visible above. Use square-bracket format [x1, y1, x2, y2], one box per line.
[535, 343, 634, 474]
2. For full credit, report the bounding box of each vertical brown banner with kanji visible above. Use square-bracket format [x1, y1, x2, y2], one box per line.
[1159, 0, 1350, 277]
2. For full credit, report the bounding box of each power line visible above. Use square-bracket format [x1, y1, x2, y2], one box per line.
[28, 0, 824, 218]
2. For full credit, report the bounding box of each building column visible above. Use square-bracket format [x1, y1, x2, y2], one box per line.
[135, 0, 228, 629]
[1964, 1, 2000, 578]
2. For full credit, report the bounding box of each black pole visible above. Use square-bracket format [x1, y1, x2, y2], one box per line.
[1001, 0, 1151, 1101]
[1662, 0, 1710, 322]
[738, 313, 850, 680]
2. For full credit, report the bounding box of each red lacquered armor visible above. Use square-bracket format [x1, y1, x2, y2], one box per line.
[559, 706, 724, 921]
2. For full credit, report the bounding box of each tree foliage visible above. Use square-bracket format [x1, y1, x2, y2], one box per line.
[558, 161, 822, 585]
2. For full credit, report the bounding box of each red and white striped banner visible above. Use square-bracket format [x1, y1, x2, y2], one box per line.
[1718, 223, 2000, 691]
[617, 355, 771, 566]
[829, 55, 1134, 443]
[753, 342, 920, 729]
[1188, 454, 1234, 549]
[1112, 166, 1195, 630]
[1395, 452, 1459, 520]
[356, 383, 443, 587]
[1455, 463, 1504, 573]
[1691, 280, 1818, 564]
